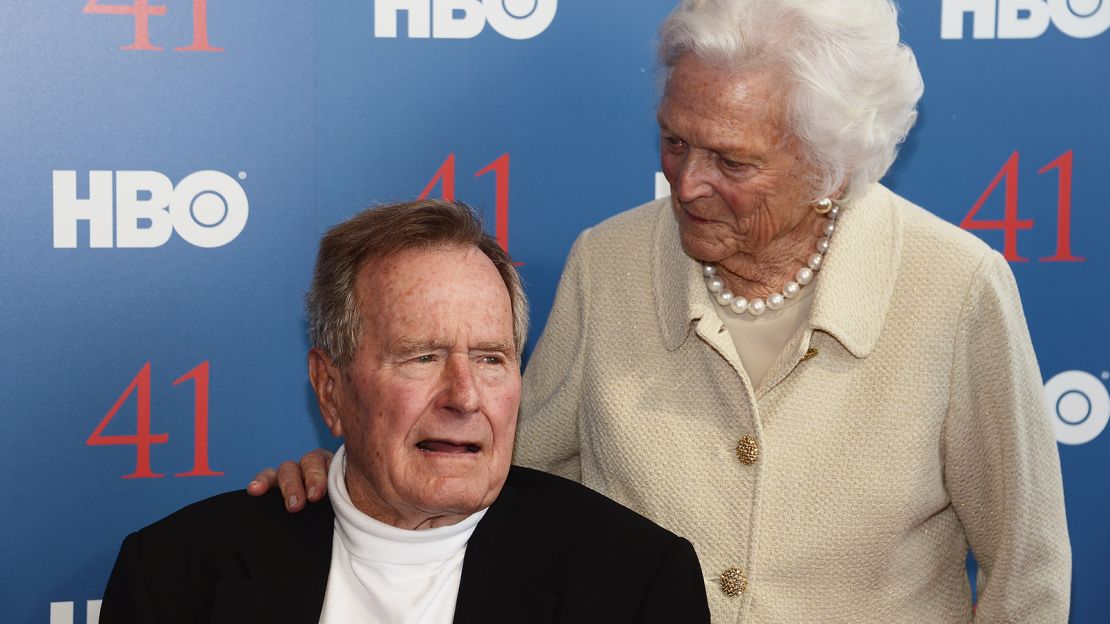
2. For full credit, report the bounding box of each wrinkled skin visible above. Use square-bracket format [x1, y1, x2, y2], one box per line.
[294, 245, 520, 529]
[658, 53, 830, 298]
[250, 54, 832, 505]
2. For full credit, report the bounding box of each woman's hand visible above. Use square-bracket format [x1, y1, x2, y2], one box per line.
[246, 448, 334, 512]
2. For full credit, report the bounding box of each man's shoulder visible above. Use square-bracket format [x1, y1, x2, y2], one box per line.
[101, 490, 334, 623]
[139, 489, 273, 529]
[504, 464, 628, 512]
[130, 489, 331, 548]
[475, 467, 709, 622]
[504, 465, 679, 543]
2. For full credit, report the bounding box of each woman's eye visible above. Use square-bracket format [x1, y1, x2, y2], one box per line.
[720, 158, 752, 173]
[663, 135, 686, 150]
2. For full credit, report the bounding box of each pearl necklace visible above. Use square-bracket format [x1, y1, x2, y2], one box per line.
[702, 204, 839, 317]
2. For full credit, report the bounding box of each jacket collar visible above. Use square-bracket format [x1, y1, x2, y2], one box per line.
[224, 476, 559, 624]
[452, 467, 559, 623]
[653, 184, 902, 359]
[211, 493, 335, 623]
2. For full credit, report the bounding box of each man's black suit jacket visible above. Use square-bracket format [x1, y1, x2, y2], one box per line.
[100, 465, 710, 623]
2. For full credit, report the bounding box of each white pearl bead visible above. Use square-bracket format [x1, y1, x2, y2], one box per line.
[699, 208, 839, 317]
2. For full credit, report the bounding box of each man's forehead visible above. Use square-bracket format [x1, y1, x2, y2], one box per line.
[359, 244, 496, 280]
[359, 245, 454, 280]
[354, 246, 500, 301]
[353, 246, 514, 348]
[376, 314, 517, 359]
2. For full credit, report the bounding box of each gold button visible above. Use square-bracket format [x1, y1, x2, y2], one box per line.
[735, 436, 759, 465]
[719, 567, 748, 597]
[801, 347, 819, 362]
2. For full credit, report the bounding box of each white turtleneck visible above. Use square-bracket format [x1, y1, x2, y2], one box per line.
[318, 445, 486, 624]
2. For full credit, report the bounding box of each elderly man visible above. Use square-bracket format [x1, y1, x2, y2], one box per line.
[257, 2, 1072, 621]
[98, 200, 709, 624]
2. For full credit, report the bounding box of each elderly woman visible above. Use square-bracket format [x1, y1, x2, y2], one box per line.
[256, 1, 1070, 621]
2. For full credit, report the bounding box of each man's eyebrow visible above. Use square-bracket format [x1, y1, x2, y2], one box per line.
[389, 339, 516, 356]
[473, 340, 516, 355]
[390, 338, 450, 356]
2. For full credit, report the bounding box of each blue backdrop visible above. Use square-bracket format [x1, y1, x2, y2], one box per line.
[1, 1, 1107, 622]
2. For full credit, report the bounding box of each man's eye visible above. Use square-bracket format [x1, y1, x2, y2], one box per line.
[415, 354, 436, 363]
[480, 355, 505, 365]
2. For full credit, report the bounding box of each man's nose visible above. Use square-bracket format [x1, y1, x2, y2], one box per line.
[674, 150, 714, 204]
[440, 355, 480, 415]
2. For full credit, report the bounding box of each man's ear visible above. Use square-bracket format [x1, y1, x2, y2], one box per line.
[308, 349, 345, 437]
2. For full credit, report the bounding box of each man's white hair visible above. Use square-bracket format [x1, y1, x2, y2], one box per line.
[659, 0, 924, 201]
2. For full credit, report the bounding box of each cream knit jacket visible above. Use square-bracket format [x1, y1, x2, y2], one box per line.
[515, 185, 1070, 623]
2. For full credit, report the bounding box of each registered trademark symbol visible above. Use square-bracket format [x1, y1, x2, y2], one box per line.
[1101, 371, 1109, 381]
[238, 171, 247, 180]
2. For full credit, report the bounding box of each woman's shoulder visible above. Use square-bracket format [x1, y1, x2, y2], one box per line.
[574, 198, 671, 252]
[860, 185, 1021, 309]
[869, 184, 995, 268]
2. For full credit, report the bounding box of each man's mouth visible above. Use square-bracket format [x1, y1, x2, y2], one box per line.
[416, 440, 481, 454]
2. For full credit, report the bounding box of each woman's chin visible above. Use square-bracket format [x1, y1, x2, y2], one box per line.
[678, 235, 726, 265]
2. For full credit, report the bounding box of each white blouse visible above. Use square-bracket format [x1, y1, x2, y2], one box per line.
[711, 283, 816, 389]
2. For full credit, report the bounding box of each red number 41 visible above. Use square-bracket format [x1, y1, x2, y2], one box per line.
[87, 361, 222, 478]
[960, 150, 1082, 262]
[84, 0, 221, 52]
[419, 153, 516, 263]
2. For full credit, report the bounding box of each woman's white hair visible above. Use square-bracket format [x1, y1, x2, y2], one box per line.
[659, 0, 924, 201]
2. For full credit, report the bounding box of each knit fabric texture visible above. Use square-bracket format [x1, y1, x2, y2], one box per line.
[514, 184, 1070, 623]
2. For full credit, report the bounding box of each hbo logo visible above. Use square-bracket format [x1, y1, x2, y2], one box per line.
[942, 0, 1109, 39]
[375, 0, 557, 39]
[53, 170, 249, 249]
[1044, 370, 1109, 445]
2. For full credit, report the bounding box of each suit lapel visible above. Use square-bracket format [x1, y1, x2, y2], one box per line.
[212, 497, 335, 623]
[453, 475, 559, 624]
[204, 482, 561, 623]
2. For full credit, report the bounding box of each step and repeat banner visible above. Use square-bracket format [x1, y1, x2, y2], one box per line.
[2, 1, 1107, 622]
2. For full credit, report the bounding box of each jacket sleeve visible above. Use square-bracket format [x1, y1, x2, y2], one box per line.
[514, 229, 594, 481]
[634, 536, 711, 624]
[99, 532, 159, 624]
[943, 250, 1071, 622]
